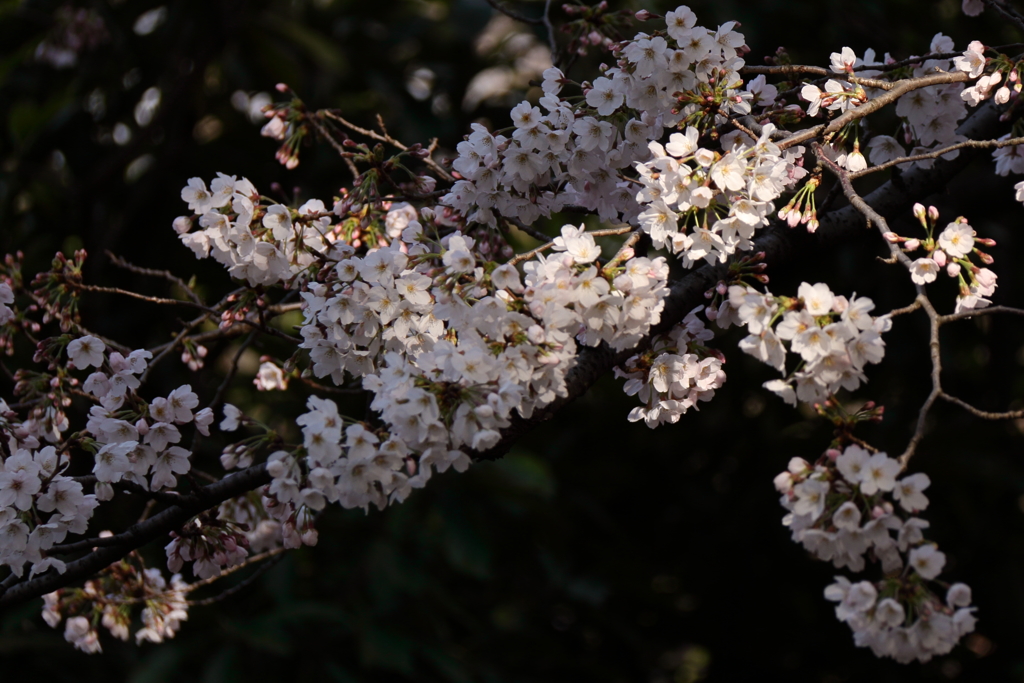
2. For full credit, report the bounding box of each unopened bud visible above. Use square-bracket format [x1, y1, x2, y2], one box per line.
[634, 9, 652, 20]
[904, 238, 920, 251]
[927, 205, 940, 223]
[172, 216, 192, 235]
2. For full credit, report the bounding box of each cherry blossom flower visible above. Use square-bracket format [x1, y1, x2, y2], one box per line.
[67, 335, 105, 369]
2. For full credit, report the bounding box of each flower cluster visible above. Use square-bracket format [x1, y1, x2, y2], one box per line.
[819, 36, 972, 172]
[776, 445, 977, 663]
[633, 123, 806, 266]
[176, 173, 355, 287]
[441, 6, 772, 229]
[0, 443, 97, 578]
[42, 556, 188, 652]
[614, 306, 725, 427]
[886, 204, 997, 313]
[72, 336, 211, 496]
[719, 282, 888, 406]
[0, 327, 228, 583]
[288, 224, 674, 510]
[164, 516, 250, 579]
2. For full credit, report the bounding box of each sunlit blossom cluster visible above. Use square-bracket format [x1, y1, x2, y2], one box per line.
[633, 123, 806, 265]
[441, 7, 773, 228]
[776, 445, 977, 663]
[887, 205, 998, 313]
[718, 282, 888, 406]
[614, 305, 725, 427]
[0, 0, 1011, 662]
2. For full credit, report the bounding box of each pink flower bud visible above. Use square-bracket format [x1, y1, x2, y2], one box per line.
[912, 203, 926, 221]
[976, 267, 997, 288]
[634, 9, 652, 20]
[927, 205, 940, 223]
[904, 238, 920, 251]
[788, 457, 810, 474]
[932, 249, 948, 267]
[136, 419, 149, 436]
[883, 232, 900, 243]
[825, 448, 841, 462]
[947, 263, 961, 277]
[172, 216, 192, 234]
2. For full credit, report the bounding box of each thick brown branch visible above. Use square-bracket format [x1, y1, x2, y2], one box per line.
[0, 463, 272, 609]
[742, 64, 898, 90]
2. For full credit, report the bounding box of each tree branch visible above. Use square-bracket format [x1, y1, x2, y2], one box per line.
[476, 100, 1005, 463]
[779, 71, 972, 151]
[0, 463, 271, 609]
[0, 101, 1006, 610]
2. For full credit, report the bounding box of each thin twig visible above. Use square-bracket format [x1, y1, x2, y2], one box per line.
[105, 252, 203, 306]
[505, 217, 549, 242]
[815, 143, 936, 469]
[306, 115, 360, 181]
[982, 0, 1024, 33]
[938, 392, 1024, 420]
[815, 140, 1024, 467]
[187, 548, 288, 606]
[74, 284, 208, 310]
[543, 0, 557, 58]
[484, 0, 544, 25]
[209, 332, 257, 411]
[852, 136, 1024, 178]
[888, 299, 923, 318]
[938, 305, 1024, 323]
[321, 111, 455, 183]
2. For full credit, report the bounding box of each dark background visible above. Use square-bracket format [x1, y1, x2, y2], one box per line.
[2, 0, 1024, 680]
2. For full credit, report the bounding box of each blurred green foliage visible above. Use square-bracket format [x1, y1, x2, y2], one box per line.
[2, 0, 1024, 681]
